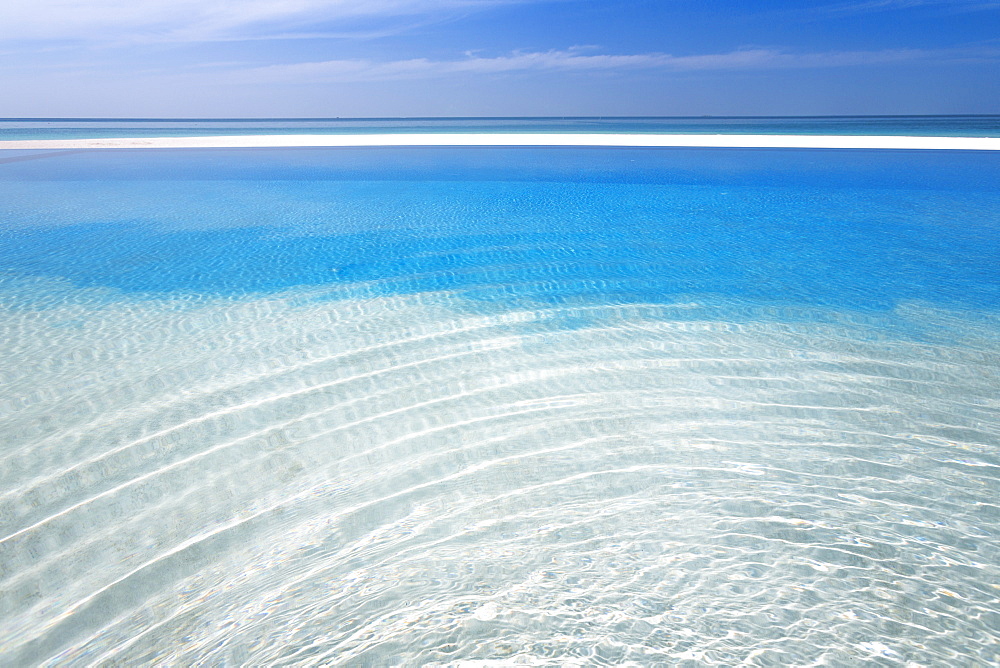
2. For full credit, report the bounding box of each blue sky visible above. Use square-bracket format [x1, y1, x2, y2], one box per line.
[1, 0, 998, 117]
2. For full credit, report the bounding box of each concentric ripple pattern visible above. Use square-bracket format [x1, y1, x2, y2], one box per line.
[1, 283, 997, 665]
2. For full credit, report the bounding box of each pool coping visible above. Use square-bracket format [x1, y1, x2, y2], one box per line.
[2, 133, 999, 151]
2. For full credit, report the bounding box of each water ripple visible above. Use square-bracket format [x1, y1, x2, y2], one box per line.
[0, 285, 997, 666]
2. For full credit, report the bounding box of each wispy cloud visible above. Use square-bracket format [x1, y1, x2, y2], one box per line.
[816, 0, 1000, 15]
[227, 46, 995, 84]
[0, 0, 537, 43]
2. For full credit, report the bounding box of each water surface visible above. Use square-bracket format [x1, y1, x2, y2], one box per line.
[2, 115, 999, 141]
[0, 146, 998, 666]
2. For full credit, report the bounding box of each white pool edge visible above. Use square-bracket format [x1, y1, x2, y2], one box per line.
[2, 133, 999, 151]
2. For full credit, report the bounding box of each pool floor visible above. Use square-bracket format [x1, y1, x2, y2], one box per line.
[1, 147, 998, 665]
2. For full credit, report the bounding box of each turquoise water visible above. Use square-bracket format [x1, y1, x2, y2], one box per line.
[2, 115, 1000, 141]
[1, 146, 998, 665]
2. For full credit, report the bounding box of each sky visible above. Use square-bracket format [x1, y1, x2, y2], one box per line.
[1, 0, 998, 117]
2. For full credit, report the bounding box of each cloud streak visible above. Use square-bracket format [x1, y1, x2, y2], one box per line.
[0, 0, 535, 43]
[816, 0, 1000, 15]
[229, 46, 995, 84]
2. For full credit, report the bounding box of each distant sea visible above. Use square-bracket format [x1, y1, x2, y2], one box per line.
[2, 115, 999, 141]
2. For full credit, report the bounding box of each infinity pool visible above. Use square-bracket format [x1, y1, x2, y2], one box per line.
[1, 147, 998, 665]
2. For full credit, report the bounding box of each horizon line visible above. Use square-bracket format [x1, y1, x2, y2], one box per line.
[3, 114, 1000, 123]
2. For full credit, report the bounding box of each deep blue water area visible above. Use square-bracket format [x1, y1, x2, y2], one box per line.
[2, 115, 999, 140]
[1, 147, 998, 313]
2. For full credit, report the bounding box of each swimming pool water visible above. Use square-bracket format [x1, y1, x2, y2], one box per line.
[1, 147, 998, 665]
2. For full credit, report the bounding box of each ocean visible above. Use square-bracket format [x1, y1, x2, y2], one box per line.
[1, 115, 999, 141]
[1, 133, 998, 665]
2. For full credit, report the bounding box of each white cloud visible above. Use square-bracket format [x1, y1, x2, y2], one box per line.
[817, 0, 999, 15]
[0, 0, 532, 43]
[228, 46, 984, 84]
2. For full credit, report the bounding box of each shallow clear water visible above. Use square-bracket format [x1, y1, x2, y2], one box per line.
[2, 115, 999, 141]
[0, 147, 998, 666]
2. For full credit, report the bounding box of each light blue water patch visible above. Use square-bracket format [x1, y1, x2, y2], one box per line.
[1, 147, 998, 313]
